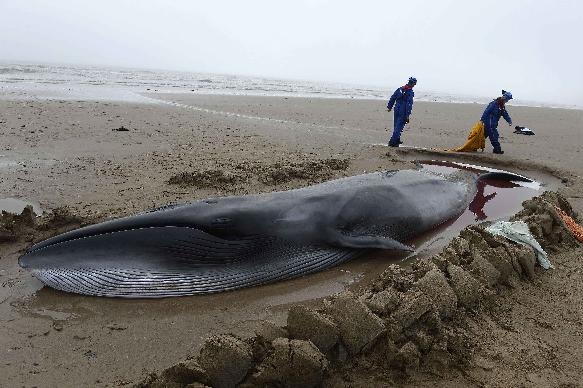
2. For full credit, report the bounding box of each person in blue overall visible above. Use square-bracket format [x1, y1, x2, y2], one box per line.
[481, 90, 513, 154]
[386, 77, 416, 147]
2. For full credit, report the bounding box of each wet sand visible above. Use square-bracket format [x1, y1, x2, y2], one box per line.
[1, 93, 582, 386]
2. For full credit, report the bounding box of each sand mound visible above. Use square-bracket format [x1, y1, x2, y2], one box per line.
[262, 158, 349, 185]
[1, 206, 89, 244]
[167, 158, 350, 189]
[37, 206, 87, 231]
[134, 191, 582, 387]
[0, 206, 36, 242]
[511, 191, 580, 252]
[168, 170, 242, 188]
[243, 338, 328, 388]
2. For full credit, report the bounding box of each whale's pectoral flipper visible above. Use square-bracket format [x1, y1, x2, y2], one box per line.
[326, 230, 414, 252]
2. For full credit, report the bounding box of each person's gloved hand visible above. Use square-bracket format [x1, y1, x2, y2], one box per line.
[405, 116, 410, 124]
[387, 108, 392, 112]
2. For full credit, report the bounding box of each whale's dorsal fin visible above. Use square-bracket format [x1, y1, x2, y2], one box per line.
[326, 231, 414, 252]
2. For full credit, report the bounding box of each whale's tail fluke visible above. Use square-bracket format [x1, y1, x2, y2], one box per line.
[478, 171, 533, 183]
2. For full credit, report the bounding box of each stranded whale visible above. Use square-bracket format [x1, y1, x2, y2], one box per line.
[19, 163, 531, 298]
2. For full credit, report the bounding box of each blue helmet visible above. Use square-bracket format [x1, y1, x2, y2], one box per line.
[408, 77, 417, 85]
[502, 90, 513, 100]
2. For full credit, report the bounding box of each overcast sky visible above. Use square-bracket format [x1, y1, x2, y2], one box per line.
[1, 0, 582, 105]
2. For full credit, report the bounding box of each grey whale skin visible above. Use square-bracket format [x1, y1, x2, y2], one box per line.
[19, 167, 528, 298]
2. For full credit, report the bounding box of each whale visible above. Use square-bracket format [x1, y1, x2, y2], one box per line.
[19, 162, 531, 298]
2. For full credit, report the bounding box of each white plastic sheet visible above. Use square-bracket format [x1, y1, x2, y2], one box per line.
[485, 221, 553, 269]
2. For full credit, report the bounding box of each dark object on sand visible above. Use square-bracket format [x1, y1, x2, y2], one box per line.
[514, 126, 535, 135]
[19, 164, 531, 298]
[112, 126, 129, 132]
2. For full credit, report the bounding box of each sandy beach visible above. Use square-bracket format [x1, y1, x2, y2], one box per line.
[1, 93, 583, 387]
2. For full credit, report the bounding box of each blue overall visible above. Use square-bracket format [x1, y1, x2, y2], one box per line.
[387, 86, 414, 146]
[480, 99, 512, 151]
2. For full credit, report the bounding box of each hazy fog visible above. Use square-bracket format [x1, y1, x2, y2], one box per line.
[1, 0, 582, 105]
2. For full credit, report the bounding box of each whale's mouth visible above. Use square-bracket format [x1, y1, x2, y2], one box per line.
[23, 201, 204, 255]
[24, 220, 182, 255]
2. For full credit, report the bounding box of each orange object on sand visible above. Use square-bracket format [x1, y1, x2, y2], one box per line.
[450, 121, 485, 152]
[555, 206, 583, 243]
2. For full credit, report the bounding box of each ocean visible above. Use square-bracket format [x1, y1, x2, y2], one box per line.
[0, 62, 577, 109]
